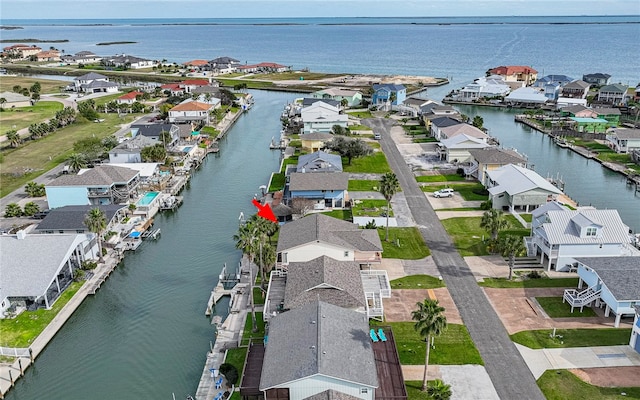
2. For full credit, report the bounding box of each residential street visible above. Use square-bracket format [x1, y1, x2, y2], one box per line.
[364, 117, 546, 400]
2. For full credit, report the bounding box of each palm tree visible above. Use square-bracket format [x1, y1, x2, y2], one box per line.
[498, 235, 526, 280]
[67, 153, 87, 172]
[5, 130, 21, 148]
[427, 379, 452, 400]
[480, 208, 508, 241]
[412, 299, 447, 391]
[84, 208, 107, 262]
[25, 181, 45, 197]
[233, 222, 259, 332]
[380, 172, 400, 241]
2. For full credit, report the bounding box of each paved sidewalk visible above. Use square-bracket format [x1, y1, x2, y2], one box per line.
[516, 344, 640, 379]
[402, 365, 500, 400]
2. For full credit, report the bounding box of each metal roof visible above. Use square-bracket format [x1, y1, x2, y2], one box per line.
[540, 209, 631, 245]
[486, 164, 562, 196]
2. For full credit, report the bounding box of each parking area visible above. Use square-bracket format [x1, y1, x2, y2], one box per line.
[384, 288, 462, 324]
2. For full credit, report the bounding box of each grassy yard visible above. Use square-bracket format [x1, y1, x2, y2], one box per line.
[390, 275, 445, 289]
[321, 209, 352, 221]
[405, 381, 439, 399]
[223, 346, 247, 392]
[536, 297, 597, 318]
[268, 173, 285, 192]
[377, 322, 483, 365]
[378, 227, 430, 259]
[441, 216, 530, 257]
[352, 199, 391, 217]
[248, 72, 343, 81]
[347, 110, 373, 119]
[537, 370, 640, 400]
[252, 287, 265, 305]
[1, 113, 139, 197]
[479, 277, 579, 288]
[416, 174, 466, 183]
[241, 312, 265, 346]
[0, 76, 69, 94]
[421, 183, 489, 201]
[511, 328, 632, 349]
[1, 101, 64, 135]
[348, 179, 380, 191]
[342, 152, 391, 173]
[0, 281, 83, 347]
[280, 156, 299, 173]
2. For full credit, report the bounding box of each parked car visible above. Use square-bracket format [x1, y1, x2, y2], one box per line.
[374, 133, 381, 140]
[433, 188, 454, 198]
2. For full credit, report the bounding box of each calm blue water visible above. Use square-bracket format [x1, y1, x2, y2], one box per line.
[3, 16, 639, 86]
[137, 191, 159, 206]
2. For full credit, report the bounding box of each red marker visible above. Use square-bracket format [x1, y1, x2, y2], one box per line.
[252, 199, 277, 223]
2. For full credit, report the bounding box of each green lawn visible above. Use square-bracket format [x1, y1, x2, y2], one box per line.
[280, 156, 299, 173]
[536, 297, 597, 318]
[321, 209, 352, 221]
[377, 322, 483, 365]
[268, 172, 285, 192]
[352, 199, 391, 217]
[1, 101, 64, 135]
[342, 152, 391, 173]
[223, 346, 247, 388]
[347, 110, 373, 119]
[415, 174, 466, 183]
[511, 328, 632, 349]
[0, 76, 69, 95]
[378, 227, 430, 259]
[421, 183, 489, 201]
[479, 277, 579, 288]
[441, 216, 529, 257]
[252, 287, 265, 305]
[538, 370, 640, 400]
[241, 311, 265, 346]
[0, 281, 83, 347]
[1, 113, 139, 197]
[390, 275, 445, 289]
[405, 381, 438, 399]
[413, 138, 438, 143]
[348, 179, 380, 191]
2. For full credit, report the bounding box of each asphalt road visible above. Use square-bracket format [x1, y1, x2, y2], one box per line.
[365, 118, 545, 400]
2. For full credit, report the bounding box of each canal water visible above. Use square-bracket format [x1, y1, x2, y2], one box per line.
[5, 90, 291, 400]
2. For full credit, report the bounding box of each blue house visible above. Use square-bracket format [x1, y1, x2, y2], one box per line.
[533, 75, 574, 100]
[631, 306, 640, 354]
[372, 84, 406, 108]
[564, 257, 640, 327]
[287, 172, 349, 209]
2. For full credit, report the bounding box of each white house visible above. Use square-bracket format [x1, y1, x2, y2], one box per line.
[73, 72, 118, 93]
[528, 202, 639, 271]
[301, 101, 348, 134]
[436, 134, 490, 163]
[606, 128, 640, 154]
[455, 76, 511, 101]
[466, 147, 528, 185]
[168, 100, 214, 124]
[108, 135, 158, 163]
[505, 87, 549, 106]
[312, 88, 363, 107]
[486, 164, 563, 213]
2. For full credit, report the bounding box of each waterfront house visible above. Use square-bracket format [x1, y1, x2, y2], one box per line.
[45, 165, 140, 209]
[296, 150, 343, 173]
[258, 301, 379, 399]
[160, 83, 184, 96]
[301, 98, 342, 109]
[301, 102, 348, 134]
[402, 96, 436, 116]
[287, 172, 349, 209]
[207, 56, 241, 74]
[276, 214, 383, 268]
[255, 62, 290, 73]
[528, 201, 638, 271]
[182, 59, 209, 70]
[35, 50, 61, 62]
[560, 80, 591, 99]
[486, 164, 562, 212]
[593, 107, 621, 126]
[60, 51, 102, 65]
[631, 306, 640, 354]
[454, 76, 511, 102]
[299, 132, 333, 153]
[0, 232, 93, 317]
[437, 134, 490, 163]
[487, 65, 538, 86]
[371, 84, 406, 109]
[35, 204, 126, 235]
[606, 128, 640, 153]
[504, 87, 548, 106]
[108, 135, 159, 163]
[131, 123, 180, 145]
[422, 105, 462, 129]
[533, 75, 573, 100]
[430, 116, 462, 138]
[74, 72, 118, 93]
[180, 79, 218, 93]
[312, 88, 363, 107]
[466, 147, 528, 185]
[116, 91, 143, 105]
[102, 54, 156, 69]
[0, 91, 32, 109]
[560, 105, 598, 118]
[597, 84, 629, 106]
[439, 123, 489, 142]
[168, 100, 214, 124]
[569, 117, 609, 133]
[582, 73, 611, 86]
[2, 44, 41, 59]
[569, 257, 640, 327]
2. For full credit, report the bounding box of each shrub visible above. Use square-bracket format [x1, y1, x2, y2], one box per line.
[456, 167, 465, 177]
[219, 363, 239, 386]
[472, 187, 490, 196]
[480, 200, 492, 210]
[527, 271, 543, 279]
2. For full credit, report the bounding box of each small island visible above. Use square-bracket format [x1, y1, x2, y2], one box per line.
[96, 41, 137, 46]
[0, 38, 68, 43]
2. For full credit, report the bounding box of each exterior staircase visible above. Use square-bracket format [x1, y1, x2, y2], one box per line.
[563, 286, 601, 313]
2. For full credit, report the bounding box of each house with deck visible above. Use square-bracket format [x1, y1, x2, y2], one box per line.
[569, 117, 609, 133]
[565, 257, 640, 328]
[276, 214, 382, 268]
[528, 202, 639, 271]
[46, 165, 140, 209]
[287, 172, 349, 210]
[559, 80, 591, 101]
[436, 134, 490, 163]
[371, 84, 406, 109]
[301, 101, 348, 134]
[0, 232, 94, 317]
[312, 88, 362, 107]
[593, 107, 621, 126]
[533, 75, 573, 100]
[486, 164, 563, 213]
[108, 134, 159, 163]
[131, 123, 180, 145]
[299, 133, 333, 153]
[597, 84, 629, 106]
[168, 100, 214, 124]
[454, 76, 511, 102]
[487, 65, 538, 86]
[631, 306, 640, 354]
[583, 73, 611, 86]
[466, 147, 528, 185]
[439, 123, 489, 142]
[35, 204, 126, 235]
[296, 151, 343, 173]
[606, 128, 640, 153]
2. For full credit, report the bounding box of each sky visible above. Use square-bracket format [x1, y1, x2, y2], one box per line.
[1, 0, 639, 19]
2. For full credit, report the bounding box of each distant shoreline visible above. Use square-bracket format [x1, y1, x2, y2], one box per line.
[96, 41, 137, 46]
[0, 38, 68, 43]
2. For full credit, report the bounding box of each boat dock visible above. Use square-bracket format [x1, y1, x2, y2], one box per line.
[205, 283, 233, 316]
[87, 252, 125, 295]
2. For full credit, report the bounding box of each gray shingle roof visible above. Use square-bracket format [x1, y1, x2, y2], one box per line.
[259, 301, 378, 390]
[35, 204, 125, 231]
[75, 72, 108, 81]
[576, 257, 640, 301]
[0, 234, 86, 300]
[610, 128, 640, 140]
[300, 133, 333, 141]
[131, 123, 175, 138]
[468, 147, 527, 165]
[289, 172, 349, 191]
[48, 165, 139, 187]
[297, 151, 343, 173]
[109, 135, 158, 154]
[277, 214, 383, 253]
[284, 256, 366, 310]
[302, 98, 341, 107]
[431, 117, 461, 128]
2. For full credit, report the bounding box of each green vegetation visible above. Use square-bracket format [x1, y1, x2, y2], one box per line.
[280, 156, 299, 173]
[405, 381, 437, 400]
[216, 78, 275, 90]
[223, 347, 247, 381]
[268, 173, 285, 192]
[413, 137, 439, 143]
[441, 216, 529, 257]
[250, 72, 343, 81]
[536, 297, 597, 318]
[342, 152, 391, 173]
[321, 209, 352, 221]
[352, 199, 391, 217]
[0, 282, 82, 347]
[416, 174, 466, 183]
[346, 110, 373, 119]
[390, 275, 445, 289]
[0, 76, 68, 94]
[252, 287, 265, 305]
[349, 124, 372, 132]
[537, 370, 640, 400]
[479, 277, 579, 288]
[1, 101, 63, 135]
[377, 322, 483, 365]
[377, 227, 430, 259]
[511, 328, 632, 349]
[421, 183, 489, 201]
[348, 179, 379, 191]
[241, 312, 266, 346]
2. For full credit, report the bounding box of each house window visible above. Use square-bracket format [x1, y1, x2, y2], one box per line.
[360, 388, 369, 394]
[344, 251, 349, 257]
[586, 227, 597, 237]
